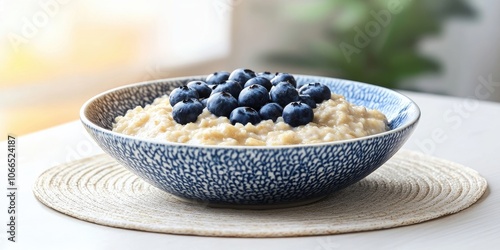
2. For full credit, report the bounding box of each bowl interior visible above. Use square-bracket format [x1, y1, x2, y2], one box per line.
[83, 75, 419, 135]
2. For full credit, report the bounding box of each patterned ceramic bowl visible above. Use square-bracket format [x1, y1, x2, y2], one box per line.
[81, 75, 420, 208]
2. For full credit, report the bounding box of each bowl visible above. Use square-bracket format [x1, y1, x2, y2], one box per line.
[80, 75, 420, 208]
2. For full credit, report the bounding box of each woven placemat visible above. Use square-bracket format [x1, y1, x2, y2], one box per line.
[33, 150, 487, 237]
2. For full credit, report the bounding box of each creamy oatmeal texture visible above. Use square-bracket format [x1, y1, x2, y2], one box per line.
[112, 94, 388, 146]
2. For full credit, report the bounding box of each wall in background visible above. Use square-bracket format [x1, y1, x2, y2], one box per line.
[229, 0, 500, 102]
[0, 0, 233, 135]
[2, 0, 499, 136]
[409, 0, 500, 101]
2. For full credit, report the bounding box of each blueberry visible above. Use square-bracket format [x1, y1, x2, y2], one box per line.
[238, 84, 270, 110]
[211, 80, 243, 99]
[206, 71, 230, 85]
[187, 80, 212, 98]
[271, 73, 297, 88]
[200, 98, 208, 107]
[244, 76, 273, 91]
[169, 86, 199, 107]
[172, 98, 204, 125]
[257, 71, 276, 81]
[282, 102, 314, 127]
[298, 82, 331, 103]
[259, 103, 283, 122]
[228, 68, 256, 86]
[206, 92, 238, 117]
[299, 94, 317, 108]
[229, 107, 261, 125]
[269, 81, 299, 108]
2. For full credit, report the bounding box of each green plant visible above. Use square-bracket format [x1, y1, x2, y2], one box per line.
[267, 0, 475, 89]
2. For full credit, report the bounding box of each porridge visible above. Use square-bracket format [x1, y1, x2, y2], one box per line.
[112, 94, 388, 146]
[112, 69, 388, 146]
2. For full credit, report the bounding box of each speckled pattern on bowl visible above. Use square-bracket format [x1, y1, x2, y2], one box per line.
[80, 75, 420, 207]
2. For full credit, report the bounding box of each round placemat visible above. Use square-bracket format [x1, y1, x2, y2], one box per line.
[33, 150, 487, 237]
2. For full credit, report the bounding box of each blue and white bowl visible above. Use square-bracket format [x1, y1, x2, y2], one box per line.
[80, 75, 420, 207]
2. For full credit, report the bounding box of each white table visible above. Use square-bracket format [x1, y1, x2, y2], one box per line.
[2, 91, 499, 250]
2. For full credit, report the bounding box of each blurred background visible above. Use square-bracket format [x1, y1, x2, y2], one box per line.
[1, 0, 499, 136]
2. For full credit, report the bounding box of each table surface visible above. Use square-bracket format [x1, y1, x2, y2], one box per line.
[1, 91, 499, 250]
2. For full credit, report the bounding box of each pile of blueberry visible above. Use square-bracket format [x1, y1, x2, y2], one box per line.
[170, 68, 331, 127]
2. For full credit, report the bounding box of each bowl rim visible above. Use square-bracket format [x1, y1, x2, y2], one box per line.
[80, 74, 421, 150]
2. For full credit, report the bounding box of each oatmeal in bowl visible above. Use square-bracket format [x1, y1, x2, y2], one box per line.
[81, 69, 420, 207]
[112, 94, 388, 146]
[112, 70, 388, 146]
